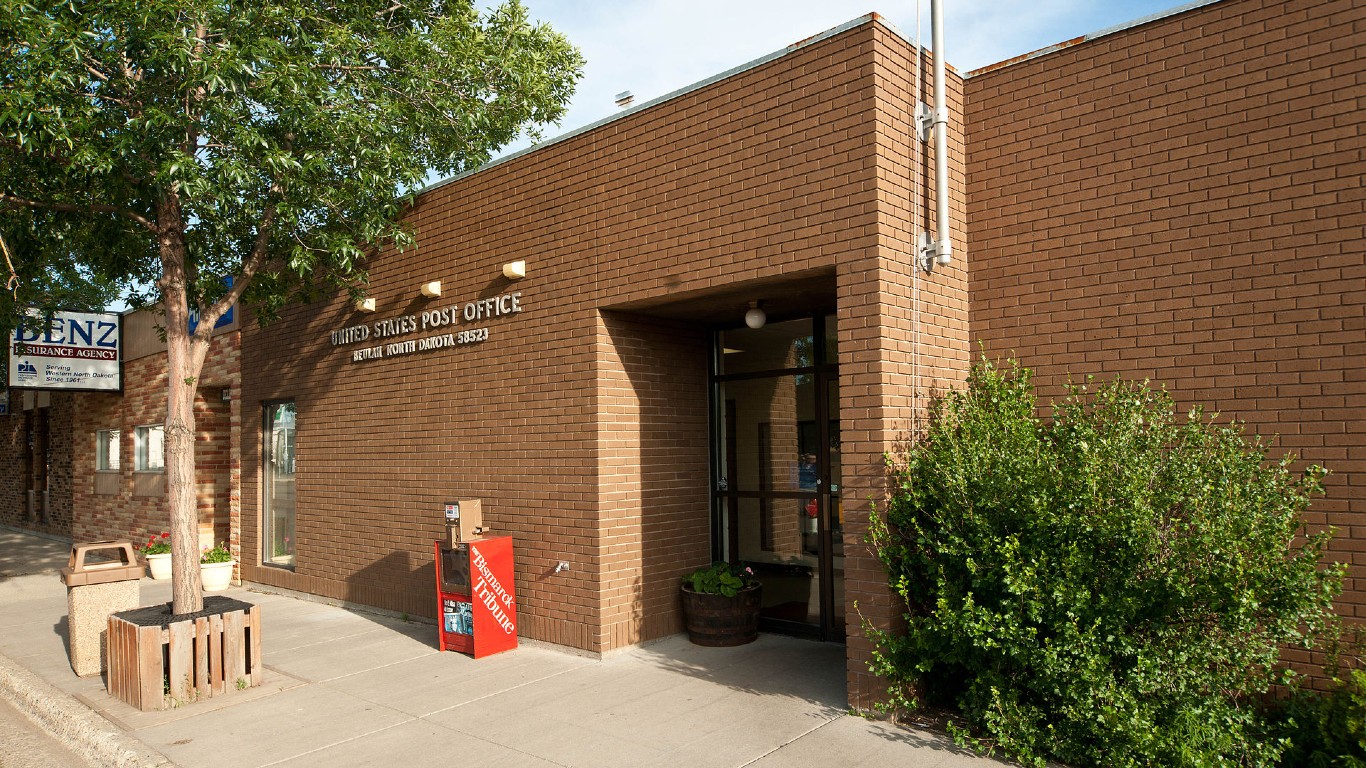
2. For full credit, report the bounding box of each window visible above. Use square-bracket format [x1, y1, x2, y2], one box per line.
[263, 402, 297, 568]
[134, 425, 164, 471]
[96, 429, 120, 471]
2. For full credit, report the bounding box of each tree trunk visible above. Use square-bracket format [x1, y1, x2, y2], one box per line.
[157, 196, 211, 616]
[165, 329, 209, 615]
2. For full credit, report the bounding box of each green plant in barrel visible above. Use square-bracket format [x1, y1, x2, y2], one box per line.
[683, 562, 758, 597]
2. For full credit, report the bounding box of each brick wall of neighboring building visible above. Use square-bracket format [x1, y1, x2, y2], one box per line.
[0, 394, 76, 537]
[43, 396, 74, 534]
[966, 0, 1364, 654]
[0, 409, 22, 529]
[1, 316, 240, 552]
[69, 325, 241, 558]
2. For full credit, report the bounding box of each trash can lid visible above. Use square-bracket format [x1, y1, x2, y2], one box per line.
[61, 541, 144, 586]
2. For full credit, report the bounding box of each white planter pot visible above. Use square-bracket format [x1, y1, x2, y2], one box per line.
[146, 553, 172, 580]
[200, 561, 236, 592]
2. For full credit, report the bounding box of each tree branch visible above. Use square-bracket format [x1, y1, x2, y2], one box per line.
[191, 196, 280, 339]
[1, 135, 148, 186]
[118, 49, 142, 83]
[0, 136, 73, 167]
[0, 232, 18, 299]
[84, 62, 111, 82]
[0, 193, 157, 234]
[184, 23, 210, 158]
[315, 63, 383, 72]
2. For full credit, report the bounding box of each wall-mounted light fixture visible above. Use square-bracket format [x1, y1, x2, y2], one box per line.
[219, 387, 232, 403]
[502, 261, 526, 280]
[420, 281, 442, 298]
[744, 300, 767, 330]
[355, 298, 376, 313]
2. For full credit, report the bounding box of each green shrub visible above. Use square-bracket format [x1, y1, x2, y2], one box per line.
[870, 357, 1343, 767]
[1269, 632, 1366, 768]
[1271, 669, 1366, 767]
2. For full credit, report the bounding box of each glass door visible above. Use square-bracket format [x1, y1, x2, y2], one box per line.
[263, 401, 296, 568]
[712, 314, 842, 639]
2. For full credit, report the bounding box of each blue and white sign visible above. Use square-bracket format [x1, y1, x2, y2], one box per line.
[0, 391, 8, 416]
[9, 310, 122, 391]
[188, 304, 234, 334]
[188, 276, 236, 334]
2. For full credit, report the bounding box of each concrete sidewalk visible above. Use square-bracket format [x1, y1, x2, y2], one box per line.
[0, 531, 1004, 768]
[0, 527, 71, 577]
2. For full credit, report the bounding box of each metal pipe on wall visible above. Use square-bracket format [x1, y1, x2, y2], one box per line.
[931, 0, 953, 267]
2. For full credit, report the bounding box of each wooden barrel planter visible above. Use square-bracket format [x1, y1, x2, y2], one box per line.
[680, 584, 762, 646]
[107, 596, 261, 711]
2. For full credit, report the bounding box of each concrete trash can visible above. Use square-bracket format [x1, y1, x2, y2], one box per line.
[60, 541, 142, 677]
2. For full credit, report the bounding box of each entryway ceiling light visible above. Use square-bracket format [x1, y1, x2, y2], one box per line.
[744, 300, 766, 330]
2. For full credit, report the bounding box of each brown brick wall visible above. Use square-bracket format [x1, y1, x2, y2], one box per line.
[44, 396, 74, 534]
[966, 0, 1364, 652]
[596, 312, 711, 648]
[233, 0, 1361, 704]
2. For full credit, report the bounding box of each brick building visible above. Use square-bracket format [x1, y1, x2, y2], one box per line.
[3, 309, 241, 556]
[184, 0, 1364, 708]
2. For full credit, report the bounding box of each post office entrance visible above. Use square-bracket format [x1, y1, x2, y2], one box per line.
[712, 314, 842, 640]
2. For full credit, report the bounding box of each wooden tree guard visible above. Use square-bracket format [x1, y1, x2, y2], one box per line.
[107, 602, 261, 711]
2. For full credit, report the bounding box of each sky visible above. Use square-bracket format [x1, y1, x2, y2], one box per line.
[106, 0, 1198, 311]
[499, 0, 1201, 157]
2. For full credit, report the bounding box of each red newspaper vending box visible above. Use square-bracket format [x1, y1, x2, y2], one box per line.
[434, 536, 518, 658]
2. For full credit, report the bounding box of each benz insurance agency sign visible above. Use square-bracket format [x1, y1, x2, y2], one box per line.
[9, 310, 122, 392]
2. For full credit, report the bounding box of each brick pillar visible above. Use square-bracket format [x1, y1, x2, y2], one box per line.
[839, 26, 970, 710]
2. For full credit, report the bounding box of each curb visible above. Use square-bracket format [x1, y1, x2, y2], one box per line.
[0, 651, 177, 768]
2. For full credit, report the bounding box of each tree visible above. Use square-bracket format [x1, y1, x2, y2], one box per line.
[1, 0, 583, 614]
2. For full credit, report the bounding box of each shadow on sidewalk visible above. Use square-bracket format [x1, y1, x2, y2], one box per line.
[0, 526, 71, 578]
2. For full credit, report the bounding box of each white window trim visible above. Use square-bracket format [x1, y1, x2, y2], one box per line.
[96, 428, 120, 472]
[133, 424, 165, 473]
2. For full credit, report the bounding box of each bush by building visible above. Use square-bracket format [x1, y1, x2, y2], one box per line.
[871, 357, 1345, 767]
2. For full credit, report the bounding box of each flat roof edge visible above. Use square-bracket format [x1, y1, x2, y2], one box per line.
[419, 13, 883, 195]
[964, 0, 1222, 78]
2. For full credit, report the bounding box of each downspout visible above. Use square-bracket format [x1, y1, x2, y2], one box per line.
[918, 0, 953, 271]
[931, 0, 952, 267]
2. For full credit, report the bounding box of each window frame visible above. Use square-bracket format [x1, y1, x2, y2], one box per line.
[133, 424, 165, 472]
[262, 400, 297, 570]
[96, 428, 120, 472]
